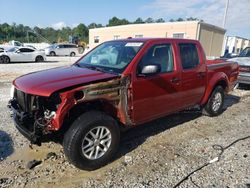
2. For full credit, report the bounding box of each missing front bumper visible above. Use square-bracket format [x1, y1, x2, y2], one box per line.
[8, 99, 42, 145]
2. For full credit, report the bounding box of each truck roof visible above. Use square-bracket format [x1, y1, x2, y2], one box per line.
[110, 37, 199, 43]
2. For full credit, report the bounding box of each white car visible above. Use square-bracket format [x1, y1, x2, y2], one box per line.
[227, 47, 250, 85]
[44, 44, 78, 56]
[0, 47, 46, 63]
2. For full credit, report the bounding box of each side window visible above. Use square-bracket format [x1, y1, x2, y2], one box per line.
[138, 44, 174, 73]
[26, 48, 34, 52]
[179, 43, 200, 70]
[19, 48, 26, 52]
[19, 48, 34, 53]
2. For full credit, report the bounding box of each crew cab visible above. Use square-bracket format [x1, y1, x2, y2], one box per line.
[8, 38, 239, 170]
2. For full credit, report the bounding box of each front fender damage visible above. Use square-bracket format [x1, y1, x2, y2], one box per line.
[48, 76, 134, 131]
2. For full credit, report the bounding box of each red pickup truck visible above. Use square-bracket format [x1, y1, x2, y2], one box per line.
[9, 38, 238, 170]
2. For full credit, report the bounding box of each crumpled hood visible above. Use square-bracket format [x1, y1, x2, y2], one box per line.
[227, 57, 250, 66]
[13, 65, 118, 97]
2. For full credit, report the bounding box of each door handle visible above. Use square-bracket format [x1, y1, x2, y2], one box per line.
[170, 77, 180, 83]
[197, 72, 206, 78]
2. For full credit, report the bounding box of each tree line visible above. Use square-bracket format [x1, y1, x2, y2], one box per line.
[0, 17, 200, 44]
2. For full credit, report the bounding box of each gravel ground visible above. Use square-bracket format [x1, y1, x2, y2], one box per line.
[0, 58, 249, 188]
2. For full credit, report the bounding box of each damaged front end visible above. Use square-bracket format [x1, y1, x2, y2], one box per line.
[8, 90, 61, 145]
[8, 75, 133, 145]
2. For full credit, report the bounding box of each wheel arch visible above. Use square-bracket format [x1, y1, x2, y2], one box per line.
[201, 72, 229, 106]
[59, 99, 120, 134]
[50, 51, 56, 55]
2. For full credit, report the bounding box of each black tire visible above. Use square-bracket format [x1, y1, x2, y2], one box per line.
[70, 52, 76, 57]
[203, 86, 225, 117]
[78, 46, 84, 54]
[0, 56, 3, 64]
[63, 111, 120, 170]
[2, 55, 10, 64]
[35, 56, 44, 62]
[50, 51, 56, 56]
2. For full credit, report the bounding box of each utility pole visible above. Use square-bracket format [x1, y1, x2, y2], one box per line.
[26, 31, 29, 43]
[221, 0, 230, 57]
[223, 0, 229, 28]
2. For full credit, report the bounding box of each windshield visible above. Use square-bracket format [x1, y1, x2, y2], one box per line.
[76, 41, 144, 74]
[7, 47, 18, 52]
[239, 47, 250, 57]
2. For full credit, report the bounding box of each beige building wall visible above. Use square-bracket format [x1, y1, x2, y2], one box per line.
[198, 23, 225, 57]
[89, 21, 225, 57]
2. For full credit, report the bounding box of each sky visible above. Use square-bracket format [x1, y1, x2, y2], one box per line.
[0, 0, 249, 38]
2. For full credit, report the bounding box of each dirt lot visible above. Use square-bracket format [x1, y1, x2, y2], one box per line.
[0, 58, 249, 188]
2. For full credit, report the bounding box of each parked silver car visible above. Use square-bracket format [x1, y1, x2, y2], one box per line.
[44, 44, 78, 56]
[228, 47, 250, 85]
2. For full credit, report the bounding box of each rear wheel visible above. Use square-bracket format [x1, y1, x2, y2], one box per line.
[63, 111, 120, 170]
[2, 56, 10, 64]
[35, 56, 44, 62]
[70, 52, 76, 57]
[203, 86, 225, 116]
[50, 51, 56, 56]
[0, 56, 3, 64]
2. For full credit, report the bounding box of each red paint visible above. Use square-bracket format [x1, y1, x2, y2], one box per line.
[13, 66, 117, 97]
[13, 38, 239, 130]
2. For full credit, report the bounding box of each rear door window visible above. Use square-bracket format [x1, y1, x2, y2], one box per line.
[179, 43, 200, 70]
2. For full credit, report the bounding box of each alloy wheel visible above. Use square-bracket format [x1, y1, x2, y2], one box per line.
[81, 126, 112, 160]
[212, 92, 222, 112]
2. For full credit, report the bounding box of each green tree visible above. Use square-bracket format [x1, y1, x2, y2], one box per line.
[88, 23, 103, 29]
[107, 17, 130, 26]
[155, 18, 165, 23]
[145, 17, 154, 23]
[73, 23, 88, 41]
[176, 18, 184, 22]
[134, 17, 144, 24]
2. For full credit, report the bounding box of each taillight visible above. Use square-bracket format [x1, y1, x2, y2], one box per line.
[239, 66, 250, 72]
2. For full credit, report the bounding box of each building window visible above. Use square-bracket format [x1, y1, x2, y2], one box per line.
[173, 33, 184, 39]
[135, 34, 143, 38]
[94, 36, 99, 43]
[113, 35, 120, 40]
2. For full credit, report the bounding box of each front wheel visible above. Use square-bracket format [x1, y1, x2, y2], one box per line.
[63, 111, 120, 170]
[2, 56, 10, 64]
[50, 51, 56, 56]
[35, 56, 44, 62]
[70, 52, 76, 57]
[203, 86, 225, 116]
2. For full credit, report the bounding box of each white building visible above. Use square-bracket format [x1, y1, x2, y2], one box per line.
[225, 36, 250, 55]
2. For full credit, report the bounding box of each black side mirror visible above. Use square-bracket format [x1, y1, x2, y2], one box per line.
[139, 64, 161, 76]
[15, 50, 20, 53]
